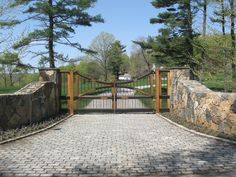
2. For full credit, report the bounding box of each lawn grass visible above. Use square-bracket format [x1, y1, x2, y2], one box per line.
[0, 86, 22, 94]
[135, 86, 169, 110]
[0, 73, 38, 94]
[202, 71, 234, 92]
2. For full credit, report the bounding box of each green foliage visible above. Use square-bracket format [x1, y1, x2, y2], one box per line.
[0, 85, 22, 94]
[130, 38, 156, 77]
[0, 73, 38, 93]
[5, 0, 104, 68]
[202, 71, 233, 92]
[191, 32, 236, 92]
[108, 41, 127, 80]
[0, 52, 19, 64]
[89, 32, 116, 81]
[59, 58, 103, 80]
[0, 20, 19, 27]
[150, 0, 200, 78]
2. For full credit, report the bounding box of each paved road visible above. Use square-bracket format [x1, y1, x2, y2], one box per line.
[85, 91, 147, 109]
[0, 114, 236, 177]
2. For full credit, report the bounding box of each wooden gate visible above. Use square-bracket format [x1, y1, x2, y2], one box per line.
[59, 69, 171, 114]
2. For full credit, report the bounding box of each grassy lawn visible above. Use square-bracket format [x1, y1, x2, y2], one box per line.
[0, 73, 39, 94]
[135, 86, 169, 110]
[0, 86, 23, 94]
[61, 79, 112, 110]
[202, 71, 234, 92]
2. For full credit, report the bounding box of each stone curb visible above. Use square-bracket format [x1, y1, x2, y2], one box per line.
[0, 114, 73, 145]
[157, 113, 236, 145]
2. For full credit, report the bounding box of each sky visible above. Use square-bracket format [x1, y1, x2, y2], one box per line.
[5, 0, 219, 67]
[76, 0, 158, 47]
[10, 0, 160, 67]
[75, 0, 159, 52]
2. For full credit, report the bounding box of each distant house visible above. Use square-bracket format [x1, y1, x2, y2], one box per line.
[119, 73, 132, 81]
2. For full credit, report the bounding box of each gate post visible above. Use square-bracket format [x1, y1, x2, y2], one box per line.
[159, 72, 162, 109]
[167, 71, 171, 109]
[155, 68, 160, 113]
[39, 68, 61, 114]
[149, 70, 154, 110]
[112, 80, 117, 112]
[76, 74, 80, 111]
[67, 71, 74, 114]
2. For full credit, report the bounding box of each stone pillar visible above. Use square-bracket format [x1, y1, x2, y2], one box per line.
[39, 68, 61, 113]
[169, 67, 190, 111]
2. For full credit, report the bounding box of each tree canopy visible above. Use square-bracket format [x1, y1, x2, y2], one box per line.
[2, 0, 104, 68]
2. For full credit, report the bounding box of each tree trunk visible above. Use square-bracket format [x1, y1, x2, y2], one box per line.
[48, 0, 55, 68]
[230, 0, 236, 92]
[221, 0, 226, 35]
[224, 62, 227, 92]
[186, 0, 195, 80]
[203, 0, 207, 36]
[200, 0, 207, 82]
[9, 73, 13, 86]
[232, 63, 236, 91]
[116, 71, 119, 80]
[222, 0, 227, 92]
[4, 76, 7, 87]
[141, 49, 151, 73]
[104, 60, 108, 81]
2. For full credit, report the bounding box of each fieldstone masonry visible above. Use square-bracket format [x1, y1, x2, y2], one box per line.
[0, 69, 60, 130]
[170, 68, 236, 137]
[0, 82, 58, 130]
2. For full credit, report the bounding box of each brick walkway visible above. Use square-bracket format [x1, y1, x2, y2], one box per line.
[0, 114, 236, 177]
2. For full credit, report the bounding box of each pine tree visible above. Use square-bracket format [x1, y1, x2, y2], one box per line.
[211, 0, 226, 35]
[229, 0, 236, 92]
[150, 0, 200, 79]
[108, 41, 126, 80]
[2, 0, 104, 68]
[203, 0, 207, 36]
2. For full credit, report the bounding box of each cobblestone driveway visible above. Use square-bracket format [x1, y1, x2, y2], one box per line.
[0, 114, 236, 177]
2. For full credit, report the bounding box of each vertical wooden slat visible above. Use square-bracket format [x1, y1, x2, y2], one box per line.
[155, 68, 160, 113]
[67, 72, 70, 111]
[58, 71, 62, 112]
[68, 71, 74, 114]
[112, 80, 117, 112]
[159, 72, 163, 109]
[167, 71, 171, 109]
[149, 70, 154, 109]
[76, 74, 79, 110]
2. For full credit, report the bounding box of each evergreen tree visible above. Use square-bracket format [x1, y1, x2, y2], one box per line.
[228, 0, 236, 91]
[132, 39, 154, 73]
[210, 0, 226, 35]
[203, 0, 208, 36]
[150, 0, 200, 79]
[108, 41, 126, 80]
[2, 0, 104, 68]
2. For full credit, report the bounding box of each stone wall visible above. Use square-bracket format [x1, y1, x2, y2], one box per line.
[0, 69, 61, 130]
[170, 68, 236, 136]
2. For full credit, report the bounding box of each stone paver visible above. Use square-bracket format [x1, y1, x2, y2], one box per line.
[0, 114, 236, 177]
